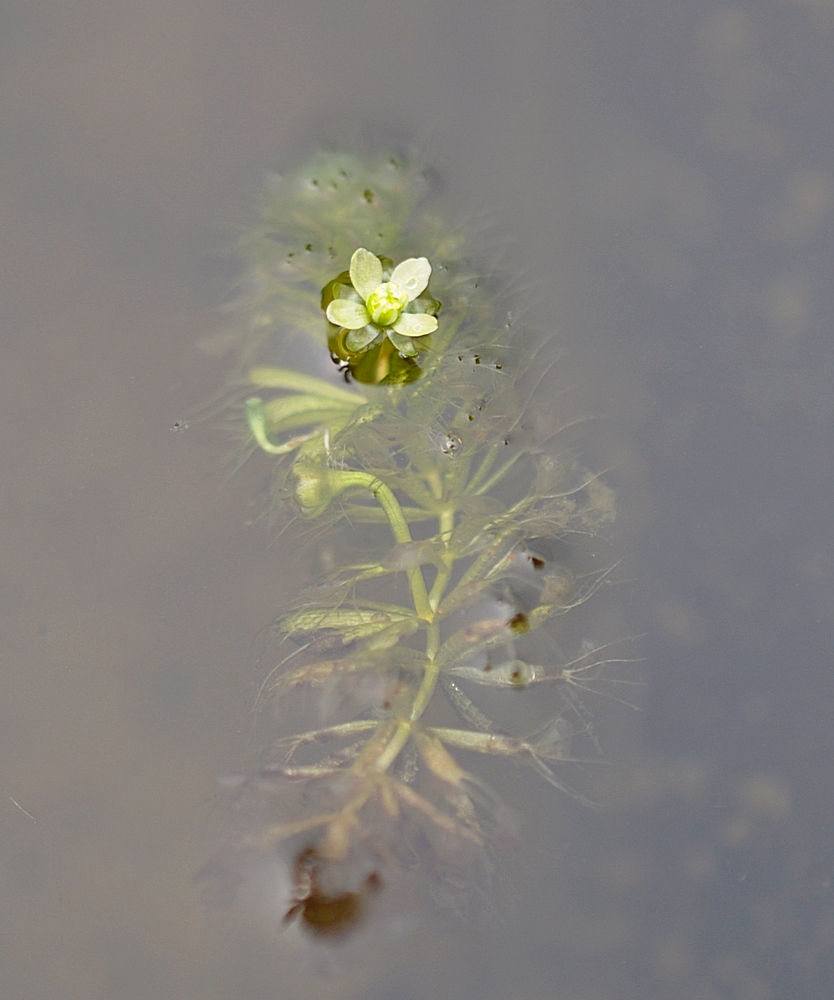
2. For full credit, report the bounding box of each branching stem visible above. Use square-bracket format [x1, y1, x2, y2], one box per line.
[329, 471, 433, 621]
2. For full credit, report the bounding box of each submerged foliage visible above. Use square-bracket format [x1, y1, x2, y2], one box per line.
[204, 150, 630, 939]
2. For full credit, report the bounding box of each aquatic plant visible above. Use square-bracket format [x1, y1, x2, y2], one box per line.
[204, 150, 630, 939]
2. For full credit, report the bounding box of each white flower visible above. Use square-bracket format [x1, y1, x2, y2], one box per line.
[326, 248, 438, 353]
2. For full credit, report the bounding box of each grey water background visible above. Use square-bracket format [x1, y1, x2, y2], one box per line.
[2, 1, 832, 997]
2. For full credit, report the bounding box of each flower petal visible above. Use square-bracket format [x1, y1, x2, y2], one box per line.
[326, 299, 371, 330]
[349, 248, 383, 301]
[390, 257, 431, 301]
[392, 312, 438, 338]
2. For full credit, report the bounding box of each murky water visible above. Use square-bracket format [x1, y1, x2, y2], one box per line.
[2, 2, 832, 998]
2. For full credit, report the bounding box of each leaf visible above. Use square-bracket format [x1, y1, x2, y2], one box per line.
[262, 393, 359, 432]
[247, 366, 364, 405]
[279, 605, 417, 640]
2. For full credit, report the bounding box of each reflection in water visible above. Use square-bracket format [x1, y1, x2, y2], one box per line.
[199, 149, 634, 940]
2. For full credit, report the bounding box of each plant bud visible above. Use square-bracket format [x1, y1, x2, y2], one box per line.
[292, 462, 338, 517]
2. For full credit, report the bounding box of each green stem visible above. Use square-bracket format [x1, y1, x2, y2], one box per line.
[320, 470, 433, 621]
[246, 397, 319, 455]
[412, 499, 454, 719]
[409, 627, 441, 722]
[427, 507, 456, 611]
[296, 467, 452, 782]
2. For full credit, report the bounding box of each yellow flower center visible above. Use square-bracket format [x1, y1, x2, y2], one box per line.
[365, 282, 408, 327]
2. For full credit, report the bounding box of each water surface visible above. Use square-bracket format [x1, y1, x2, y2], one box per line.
[2, 1, 832, 997]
